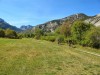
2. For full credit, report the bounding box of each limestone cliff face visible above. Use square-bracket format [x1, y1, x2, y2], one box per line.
[33, 13, 89, 32]
[85, 14, 100, 27]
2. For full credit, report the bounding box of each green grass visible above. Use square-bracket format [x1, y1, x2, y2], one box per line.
[0, 38, 100, 75]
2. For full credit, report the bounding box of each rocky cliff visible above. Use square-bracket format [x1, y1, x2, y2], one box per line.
[85, 14, 100, 27]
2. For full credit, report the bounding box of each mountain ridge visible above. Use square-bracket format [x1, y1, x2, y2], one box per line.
[32, 13, 91, 32]
[0, 18, 22, 32]
[85, 14, 100, 27]
[0, 13, 100, 32]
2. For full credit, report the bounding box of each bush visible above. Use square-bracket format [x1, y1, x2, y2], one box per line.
[55, 21, 71, 37]
[56, 35, 65, 44]
[0, 29, 5, 37]
[41, 36, 56, 42]
[65, 37, 76, 46]
[5, 29, 18, 39]
[34, 35, 41, 40]
[18, 33, 35, 38]
[71, 21, 94, 44]
[85, 27, 100, 49]
[34, 28, 44, 40]
[44, 32, 57, 36]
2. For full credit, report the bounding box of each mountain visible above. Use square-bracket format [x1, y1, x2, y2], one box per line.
[20, 25, 33, 30]
[32, 13, 90, 32]
[85, 14, 100, 27]
[34, 19, 63, 32]
[0, 18, 21, 32]
[1, 13, 100, 33]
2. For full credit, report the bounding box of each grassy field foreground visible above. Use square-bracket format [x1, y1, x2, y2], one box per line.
[0, 38, 100, 75]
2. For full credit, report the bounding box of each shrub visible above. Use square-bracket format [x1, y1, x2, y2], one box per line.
[71, 21, 94, 44]
[41, 36, 56, 42]
[18, 33, 35, 38]
[0, 29, 5, 37]
[34, 28, 44, 40]
[34, 35, 41, 40]
[56, 35, 65, 44]
[85, 27, 100, 49]
[55, 21, 71, 37]
[5, 29, 18, 39]
[65, 37, 76, 46]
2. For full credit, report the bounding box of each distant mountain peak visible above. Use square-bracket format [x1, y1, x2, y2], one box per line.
[20, 25, 33, 30]
[71, 13, 87, 16]
[66, 13, 88, 21]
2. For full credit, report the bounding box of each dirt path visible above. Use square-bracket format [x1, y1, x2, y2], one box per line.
[75, 48, 100, 57]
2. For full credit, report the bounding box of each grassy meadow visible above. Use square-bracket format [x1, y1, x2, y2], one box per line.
[0, 38, 100, 75]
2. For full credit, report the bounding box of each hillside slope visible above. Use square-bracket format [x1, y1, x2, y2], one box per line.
[33, 13, 89, 32]
[30, 13, 100, 33]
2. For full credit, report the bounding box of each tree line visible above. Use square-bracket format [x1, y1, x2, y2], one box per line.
[0, 28, 18, 39]
[32, 20, 100, 49]
[0, 20, 99, 49]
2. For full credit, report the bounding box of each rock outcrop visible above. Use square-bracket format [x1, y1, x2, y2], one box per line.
[85, 14, 100, 27]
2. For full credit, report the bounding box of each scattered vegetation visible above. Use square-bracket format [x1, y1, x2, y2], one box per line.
[71, 21, 94, 44]
[41, 36, 56, 42]
[0, 28, 18, 39]
[0, 28, 5, 37]
[5, 28, 18, 39]
[55, 21, 71, 37]
[34, 28, 44, 40]
[0, 20, 100, 49]
[85, 27, 100, 48]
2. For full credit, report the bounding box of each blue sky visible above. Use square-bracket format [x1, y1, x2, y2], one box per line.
[0, 0, 100, 27]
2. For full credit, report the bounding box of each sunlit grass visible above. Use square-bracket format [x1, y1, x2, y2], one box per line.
[0, 38, 100, 75]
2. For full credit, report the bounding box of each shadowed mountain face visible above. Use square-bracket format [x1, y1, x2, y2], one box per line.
[0, 18, 21, 32]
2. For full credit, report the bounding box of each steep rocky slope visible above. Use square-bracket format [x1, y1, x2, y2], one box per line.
[85, 14, 100, 27]
[33, 13, 89, 32]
